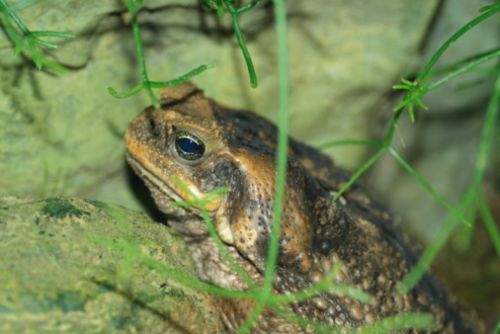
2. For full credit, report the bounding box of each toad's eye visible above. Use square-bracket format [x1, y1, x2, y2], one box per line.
[174, 132, 206, 161]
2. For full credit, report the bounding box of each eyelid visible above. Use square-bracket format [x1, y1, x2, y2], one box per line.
[177, 131, 202, 144]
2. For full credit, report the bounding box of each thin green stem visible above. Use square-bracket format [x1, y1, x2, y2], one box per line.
[0, 0, 72, 71]
[199, 0, 261, 88]
[237, 300, 267, 334]
[425, 48, 500, 93]
[471, 62, 500, 185]
[333, 148, 386, 201]
[31, 30, 73, 38]
[264, 0, 288, 288]
[265, 0, 289, 292]
[0, 0, 29, 33]
[384, 109, 404, 144]
[141, 256, 257, 299]
[107, 2, 211, 103]
[238, 0, 288, 332]
[107, 82, 144, 99]
[388, 147, 470, 227]
[268, 266, 335, 304]
[108, 64, 211, 98]
[417, 3, 500, 83]
[236, 0, 261, 14]
[271, 279, 371, 305]
[397, 188, 478, 294]
[479, 194, 500, 257]
[226, 2, 257, 88]
[354, 313, 435, 334]
[172, 179, 256, 287]
[129, 9, 158, 106]
[269, 305, 340, 334]
[394, 4, 499, 120]
[399, 64, 500, 292]
[318, 139, 383, 150]
[426, 47, 500, 79]
[148, 64, 212, 87]
[10, 0, 36, 11]
[474, 63, 500, 256]
[197, 205, 256, 287]
[452, 204, 476, 252]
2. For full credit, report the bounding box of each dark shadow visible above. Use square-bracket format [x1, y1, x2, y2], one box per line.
[125, 162, 166, 223]
[417, 0, 447, 52]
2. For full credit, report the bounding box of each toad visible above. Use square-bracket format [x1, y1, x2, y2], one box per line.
[125, 82, 480, 333]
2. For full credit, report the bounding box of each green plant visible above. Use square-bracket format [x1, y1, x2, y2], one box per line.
[202, 0, 261, 88]
[107, 0, 211, 107]
[320, 2, 500, 294]
[0, 0, 72, 72]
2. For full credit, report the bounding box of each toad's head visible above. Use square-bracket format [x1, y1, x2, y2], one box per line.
[125, 82, 317, 273]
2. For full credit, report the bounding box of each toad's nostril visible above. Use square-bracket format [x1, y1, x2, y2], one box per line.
[148, 116, 161, 138]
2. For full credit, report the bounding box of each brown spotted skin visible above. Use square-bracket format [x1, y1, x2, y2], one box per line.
[125, 82, 482, 333]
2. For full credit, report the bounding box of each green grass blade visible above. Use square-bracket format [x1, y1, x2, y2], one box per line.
[108, 1, 209, 103]
[0, 0, 29, 33]
[452, 205, 476, 252]
[227, 3, 258, 88]
[237, 0, 261, 14]
[238, 0, 289, 332]
[333, 147, 386, 201]
[0, 0, 72, 71]
[149, 64, 213, 88]
[418, 3, 500, 83]
[425, 48, 500, 93]
[479, 193, 500, 257]
[264, 0, 289, 300]
[471, 62, 500, 183]
[107, 83, 144, 98]
[318, 139, 383, 150]
[395, 48, 500, 114]
[129, 7, 159, 106]
[141, 256, 256, 299]
[10, 0, 37, 11]
[397, 187, 477, 294]
[354, 313, 435, 334]
[426, 47, 500, 79]
[31, 30, 73, 38]
[270, 265, 371, 304]
[388, 147, 471, 227]
[171, 178, 256, 287]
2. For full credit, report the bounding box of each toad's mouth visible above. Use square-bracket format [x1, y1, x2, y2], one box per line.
[127, 154, 181, 199]
[126, 152, 236, 245]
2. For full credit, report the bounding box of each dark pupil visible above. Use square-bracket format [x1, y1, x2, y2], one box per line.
[175, 133, 205, 161]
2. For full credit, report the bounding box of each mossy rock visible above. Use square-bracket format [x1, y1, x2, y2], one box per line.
[0, 197, 221, 333]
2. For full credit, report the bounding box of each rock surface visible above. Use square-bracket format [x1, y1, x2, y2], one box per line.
[0, 197, 220, 333]
[0, 0, 439, 208]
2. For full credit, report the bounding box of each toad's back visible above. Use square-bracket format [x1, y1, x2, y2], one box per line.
[125, 82, 482, 333]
